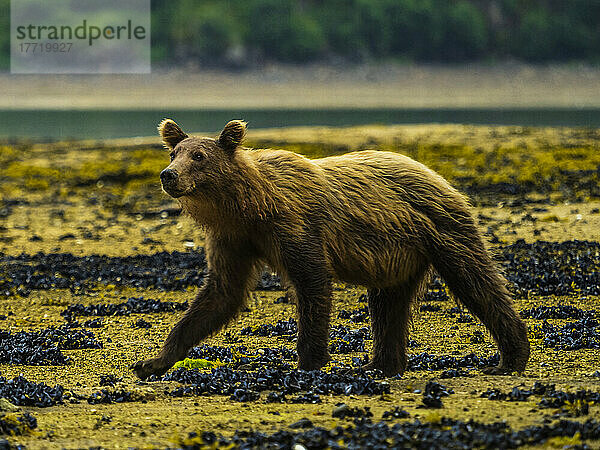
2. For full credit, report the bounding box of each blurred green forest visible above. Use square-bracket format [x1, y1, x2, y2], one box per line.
[1, 0, 600, 69]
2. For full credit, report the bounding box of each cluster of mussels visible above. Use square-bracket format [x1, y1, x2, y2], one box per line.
[61, 296, 188, 319]
[521, 305, 596, 320]
[0, 251, 207, 295]
[419, 381, 453, 408]
[240, 319, 297, 338]
[241, 319, 371, 354]
[0, 375, 64, 407]
[520, 305, 600, 351]
[87, 389, 136, 405]
[187, 344, 297, 370]
[532, 319, 600, 350]
[337, 306, 369, 323]
[175, 417, 600, 449]
[483, 382, 600, 410]
[162, 367, 389, 402]
[329, 326, 371, 354]
[0, 324, 101, 365]
[407, 352, 499, 372]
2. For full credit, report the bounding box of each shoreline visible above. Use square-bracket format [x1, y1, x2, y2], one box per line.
[2, 62, 600, 110]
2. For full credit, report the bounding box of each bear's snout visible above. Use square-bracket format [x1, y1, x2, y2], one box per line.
[160, 168, 185, 197]
[160, 168, 178, 185]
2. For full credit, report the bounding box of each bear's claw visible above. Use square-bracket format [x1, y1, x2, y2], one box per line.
[131, 358, 171, 380]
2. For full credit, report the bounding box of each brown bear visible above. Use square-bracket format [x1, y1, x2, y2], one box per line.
[132, 119, 530, 380]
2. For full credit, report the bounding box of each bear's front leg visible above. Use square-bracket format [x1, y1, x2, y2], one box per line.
[131, 357, 172, 380]
[132, 277, 242, 379]
[132, 239, 256, 379]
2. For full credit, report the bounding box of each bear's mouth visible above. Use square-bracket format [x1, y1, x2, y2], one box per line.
[161, 182, 195, 199]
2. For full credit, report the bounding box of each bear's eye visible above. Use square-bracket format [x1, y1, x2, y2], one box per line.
[169, 152, 175, 162]
[192, 153, 204, 162]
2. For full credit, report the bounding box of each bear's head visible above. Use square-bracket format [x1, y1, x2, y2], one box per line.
[157, 119, 246, 198]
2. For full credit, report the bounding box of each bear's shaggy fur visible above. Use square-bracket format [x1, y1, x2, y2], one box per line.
[132, 119, 530, 379]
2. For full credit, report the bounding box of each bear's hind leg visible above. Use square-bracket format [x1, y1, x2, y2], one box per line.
[428, 232, 530, 374]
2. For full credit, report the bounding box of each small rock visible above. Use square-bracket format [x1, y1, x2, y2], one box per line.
[289, 418, 313, 429]
[332, 403, 350, 418]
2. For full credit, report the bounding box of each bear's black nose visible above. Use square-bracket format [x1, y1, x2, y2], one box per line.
[160, 168, 178, 184]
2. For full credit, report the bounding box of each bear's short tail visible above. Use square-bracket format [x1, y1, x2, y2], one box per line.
[426, 213, 530, 372]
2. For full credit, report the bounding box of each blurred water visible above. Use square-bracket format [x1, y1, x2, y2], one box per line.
[0, 108, 599, 141]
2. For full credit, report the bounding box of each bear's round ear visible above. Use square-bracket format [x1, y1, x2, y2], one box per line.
[218, 120, 247, 151]
[158, 118, 188, 149]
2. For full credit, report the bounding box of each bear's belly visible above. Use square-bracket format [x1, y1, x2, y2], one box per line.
[327, 240, 425, 288]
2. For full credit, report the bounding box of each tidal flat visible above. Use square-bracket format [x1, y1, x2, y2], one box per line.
[1, 124, 600, 449]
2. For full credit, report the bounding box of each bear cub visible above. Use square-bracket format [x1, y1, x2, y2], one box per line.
[132, 119, 530, 380]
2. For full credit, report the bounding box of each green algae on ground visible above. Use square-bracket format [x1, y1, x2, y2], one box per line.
[172, 358, 222, 370]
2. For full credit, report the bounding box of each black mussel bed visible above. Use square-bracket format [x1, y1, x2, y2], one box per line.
[531, 319, 600, 350]
[0, 324, 101, 365]
[1, 240, 599, 297]
[162, 367, 390, 400]
[0, 251, 281, 296]
[61, 296, 188, 319]
[0, 374, 65, 407]
[187, 344, 297, 370]
[172, 417, 600, 449]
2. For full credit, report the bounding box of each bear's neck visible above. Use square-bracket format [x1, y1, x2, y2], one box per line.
[178, 150, 278, 231]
